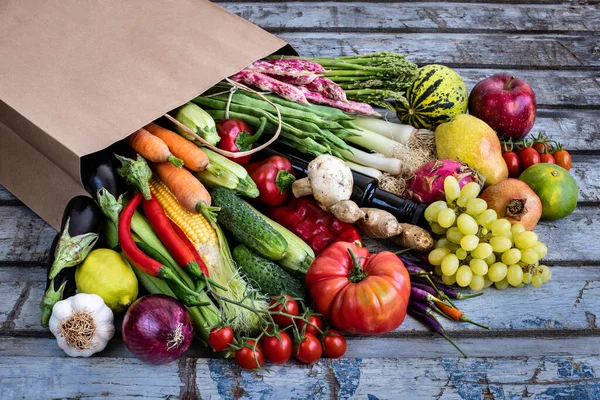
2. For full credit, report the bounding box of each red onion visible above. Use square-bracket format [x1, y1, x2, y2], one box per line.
[122, 294, 194, 365]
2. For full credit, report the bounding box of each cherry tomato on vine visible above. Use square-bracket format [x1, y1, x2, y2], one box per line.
[502, 152, 521, 177]
[540, 153, 556, 164]
[262, 331, 293, 364]
[321, 329, 347, 359]
[293, 332, 322, 364]
[518, 148, 541, 170]
[209, 326, 234, 352]
[532, 141, 550, 154]
[269, 295, 299, 328]
[553, 149, 572, 171]
[296, 315, 324, 336]
[235, 339, 265, 370]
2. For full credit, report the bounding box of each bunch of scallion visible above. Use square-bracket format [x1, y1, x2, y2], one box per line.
[270, 52, 418, 112]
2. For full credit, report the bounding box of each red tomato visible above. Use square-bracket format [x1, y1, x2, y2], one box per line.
[305, 241, 411, 334]
[518, 148, 541, 170]
[553, 149, 572, 171]
[293, 333, 322, 364]
[296, 315, 324, 336]
[540, 153, 556, 164]
[321, 329, 347, 359]
[262, 331, 292, 364]
[532, 142, 550, 154]
[235, 340, 265, 370]
[209, 326, 234, 352]
[502, 152, 521, 177]
[269, 296, 299, 328]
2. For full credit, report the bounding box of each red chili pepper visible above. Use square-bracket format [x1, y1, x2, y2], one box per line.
[142, 194, 207, 280]
[216, 118, 267, 165]
[245, 156, 296, 207]
[267, 197, 362, 255]
[169, 219, 209, 277]
[119, 193, 206, 306]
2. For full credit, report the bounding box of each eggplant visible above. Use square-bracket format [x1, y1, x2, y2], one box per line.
[81, 146, 125, 199]
[60, 196, 103, 236]
[260, 143, 429, 229]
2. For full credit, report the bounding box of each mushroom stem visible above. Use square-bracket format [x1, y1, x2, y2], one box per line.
[291, 177, 313, 198]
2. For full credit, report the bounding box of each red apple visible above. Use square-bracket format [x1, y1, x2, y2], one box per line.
[468, 74, 536, 140]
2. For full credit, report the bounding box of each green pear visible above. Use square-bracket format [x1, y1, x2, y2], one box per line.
[435, 114, 508, 186]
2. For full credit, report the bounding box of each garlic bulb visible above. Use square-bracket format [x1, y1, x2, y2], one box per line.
[49, 293, 115, 357]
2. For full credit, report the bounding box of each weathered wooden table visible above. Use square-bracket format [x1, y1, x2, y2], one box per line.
[1, 1, 599, 398]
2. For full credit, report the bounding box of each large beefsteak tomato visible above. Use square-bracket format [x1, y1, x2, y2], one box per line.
[305, 241, 411, 334]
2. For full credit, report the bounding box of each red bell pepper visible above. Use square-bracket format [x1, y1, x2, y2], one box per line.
[267, 197, 362, 255]
[245, 156, 296, 207]
[216, 117, 266, 165]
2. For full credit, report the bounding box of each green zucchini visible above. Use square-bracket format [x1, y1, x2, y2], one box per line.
[233, 245, 304, 298]
[211, 188, 288, 260]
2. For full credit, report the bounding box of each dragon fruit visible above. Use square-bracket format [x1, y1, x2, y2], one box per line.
[404, 159, 484, 204]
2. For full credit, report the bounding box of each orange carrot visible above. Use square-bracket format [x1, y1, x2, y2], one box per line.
[128, 128, 184, 168]
[154, 162, 218, 218]
[145, 123, 210, 172]
[435, 302, 489, 330]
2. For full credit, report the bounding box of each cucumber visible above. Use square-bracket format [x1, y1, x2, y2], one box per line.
[211, 188, 288, 260]
[233, 245, 304, 298]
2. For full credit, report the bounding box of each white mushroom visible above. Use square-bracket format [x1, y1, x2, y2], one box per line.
[292, 155, 353, 211]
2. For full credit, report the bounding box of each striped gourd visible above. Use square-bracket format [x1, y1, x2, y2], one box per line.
[395, 65, 467, 129]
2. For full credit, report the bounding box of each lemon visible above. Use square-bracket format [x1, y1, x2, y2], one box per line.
[76, 249, 138, 313]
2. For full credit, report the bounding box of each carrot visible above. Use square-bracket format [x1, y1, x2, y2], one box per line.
[154, 162, 218, 219]
[434, 302, 489, 330]
[145, 123, 212, 172]
[128, 128, 184, 168]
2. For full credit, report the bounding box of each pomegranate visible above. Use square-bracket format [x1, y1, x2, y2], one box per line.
[404, 159, 483, 204]
[480, 179, 542, 230]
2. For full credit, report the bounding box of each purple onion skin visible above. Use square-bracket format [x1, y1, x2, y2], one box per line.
[122, 294, 194, 365]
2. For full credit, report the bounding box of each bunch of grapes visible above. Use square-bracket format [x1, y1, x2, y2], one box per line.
[425, 176, 551, 291]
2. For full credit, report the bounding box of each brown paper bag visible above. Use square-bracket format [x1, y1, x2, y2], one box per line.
[0, 0, 289, 229]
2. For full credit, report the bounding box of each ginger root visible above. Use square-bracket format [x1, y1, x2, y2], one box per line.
[329, 200, 364, 224]
[355, 208, 399, 239]
[392, 223, 435, 253]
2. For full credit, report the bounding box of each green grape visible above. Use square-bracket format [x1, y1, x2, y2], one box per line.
[455, 265, 473, 287]
[531, 275, 543, 288]
[488, 262, 508, 282]
[460, 234, 479, 251]
[521, 248, 539, 265]
[456, 196, 469, 207]
[477, 209, 497, 228]
[490, 236, 512, 253]
[444, 176, 461, 203]
[534, 242, 548, 259]
[441, 254, 460, 276]
[434, 265, 443, 277]
[466, 198, 487, 216]
[483, 276, 494, 288]
[494, 278, 510, 290]
[510, 223, 526, 235]
[447, 242, 461, 252]
[425, 201, 448, 222]
[456, 248, 468, 260]
[437, 208, 456, 228]
[436, 238, 451, 249]
[507, 264, 524, 286]
[522, 272, 533, 284]
[446, 227, 464, 244]
[460, 182, 481, 200]
[490, 219, 511, 236]
[539, 265, 552, 282]
[484, 253, 497, 266]
[442, 273, 456, 285]
[457, 214, 478, 235]
[472, 243, 493, 259]
[480, 228, 489, 235]
[469, 274, 485, 291]
[430, 222, 447, 235]
[514, 231, 538, 249]
[501, 248, 522, 265]
[428, 248, 451, 266]
[469, 258, 488, 276]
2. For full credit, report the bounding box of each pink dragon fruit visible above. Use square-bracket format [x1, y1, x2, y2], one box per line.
[404, 159, 484, 204]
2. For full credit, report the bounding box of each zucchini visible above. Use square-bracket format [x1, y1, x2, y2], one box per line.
[211, 188, 288, 260]
[246, 203, 314, 275]
[233, 245, 304, 298]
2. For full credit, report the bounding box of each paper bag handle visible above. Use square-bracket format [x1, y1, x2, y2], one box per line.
[164, 78, 282, 158]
